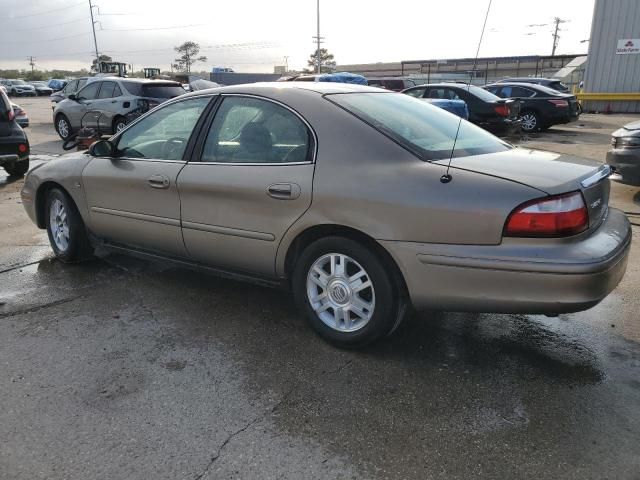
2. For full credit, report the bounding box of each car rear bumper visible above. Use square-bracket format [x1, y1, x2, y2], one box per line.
[480, 118, 521, 136]
[381, 207, 631, 314]
[606, 148, 640, 186]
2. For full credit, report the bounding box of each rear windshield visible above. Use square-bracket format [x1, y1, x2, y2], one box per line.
[533, 84, 568, 96]
[327, 92, 511, 161]
[122, 82, 185, 98]
[548, 81, 568, 91]
[464, 85, 501, 102]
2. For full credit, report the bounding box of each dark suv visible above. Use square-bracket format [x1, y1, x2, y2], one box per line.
[494, 77, 570, 93]
[484, 82, 579, 132]
[0, 89, 29, 176]
[367, 78, 416, 91]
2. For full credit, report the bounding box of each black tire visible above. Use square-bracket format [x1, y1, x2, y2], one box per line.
[44, 188, 93, 262]
[292, 236, 400, 348]
[55, 114, 73, 140]
[4, 159, 29, 176]
[113, 117, 127, 134]
[520, 110, 540, 133]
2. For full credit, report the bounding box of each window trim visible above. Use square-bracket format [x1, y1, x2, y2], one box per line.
[190, 93, 318, 167]
[109, 93, 217, 164]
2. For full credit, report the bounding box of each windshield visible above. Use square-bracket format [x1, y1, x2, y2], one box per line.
[12, 80, 26, 85]
[327, 92, 511, 161]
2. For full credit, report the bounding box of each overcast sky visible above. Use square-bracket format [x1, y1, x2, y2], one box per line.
[1, 0, 595, 73]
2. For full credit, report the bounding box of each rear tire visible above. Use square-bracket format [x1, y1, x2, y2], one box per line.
[520, 110, 540, 133]
[113, 117, 127, 134]
[45, 188, 93, 262]
[4, 159, 29, 176]
[292, 236, 400, 348]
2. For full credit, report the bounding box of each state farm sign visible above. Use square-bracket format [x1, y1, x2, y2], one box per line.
[616, 39, 640, 54]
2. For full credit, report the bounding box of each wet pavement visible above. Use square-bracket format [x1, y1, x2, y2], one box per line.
[1, 99, 640, 479]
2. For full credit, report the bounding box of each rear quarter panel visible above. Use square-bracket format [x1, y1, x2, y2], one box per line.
[273, 91, 544, 275]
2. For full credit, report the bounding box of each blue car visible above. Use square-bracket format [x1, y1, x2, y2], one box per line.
[423, 98, 469, 119]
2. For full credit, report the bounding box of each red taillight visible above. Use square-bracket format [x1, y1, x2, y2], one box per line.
[548, 99, 569, 108]
[18, 144, 28, 153]
[494, 104, 509, 116]
[7, 109, 15, 121]
[504, 191, 588, 237]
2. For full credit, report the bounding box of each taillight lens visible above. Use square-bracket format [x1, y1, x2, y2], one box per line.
[18, 143, 28, 153]
[504, 191, 588, 237]
[494, 104, 509, 116]
[548, 99, 569, 108]
[7, 109, 15, 121]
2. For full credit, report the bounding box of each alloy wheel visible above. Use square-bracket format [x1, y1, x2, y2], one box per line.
[306, 253, 376, 333]
[520, 113, 537, 132]
[57, 118, 70, 138]
[49, 199, 70, 252]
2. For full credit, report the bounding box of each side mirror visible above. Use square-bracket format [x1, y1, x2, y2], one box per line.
[89, 140, 114, 157]
[68, 94, 77, 101]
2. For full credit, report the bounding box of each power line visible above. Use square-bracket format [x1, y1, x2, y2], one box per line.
[9, 17, 87, 32]
[8, 1, 85, 19]
[99, 23, 206, 32]
[2, 31, 90, 44]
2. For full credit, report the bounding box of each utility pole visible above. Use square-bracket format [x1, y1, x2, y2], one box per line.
[284, 56, 289, 73]
[551, 17, 567, 56]
[88, 0, 100, 72]
[312, 0, 324, 73]
[28, 56, 36, 74]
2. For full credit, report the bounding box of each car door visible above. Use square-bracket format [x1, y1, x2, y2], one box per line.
[83, 81, 122, 134]
[82, 96, 212, 256]
[66, 81, 101, 129]
[177, 95, 315, 276]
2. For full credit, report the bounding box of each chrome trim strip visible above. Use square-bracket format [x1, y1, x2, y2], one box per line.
[91, 207, 180, 227]
[185, 161, 311, 167]
[182, 220, 275, 241]
[581, 164, 611, 188]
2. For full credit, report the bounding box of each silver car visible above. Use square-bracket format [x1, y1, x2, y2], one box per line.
[53, 78, 185, 140]
[21, 83, 631, 347]
[1, 79, 36, 97]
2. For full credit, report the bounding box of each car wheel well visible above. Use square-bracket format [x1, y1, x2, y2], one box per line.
[112, 115, 126, 129]
[35, 181, 75, 229]
[284, 224, 408, 297]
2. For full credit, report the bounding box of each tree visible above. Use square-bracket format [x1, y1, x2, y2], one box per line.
[306, 48, 336, 74]
[91, 54, 113, 73]
[172, 41, 207, 74]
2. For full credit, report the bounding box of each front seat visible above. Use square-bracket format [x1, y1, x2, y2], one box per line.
[232, 123, 273, 162]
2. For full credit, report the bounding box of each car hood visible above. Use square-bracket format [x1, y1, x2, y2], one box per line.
[434, 147, 604, 195]
[15, 84, 35, 89]
[621, 120, 640, 132]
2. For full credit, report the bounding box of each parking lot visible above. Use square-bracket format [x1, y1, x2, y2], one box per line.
[1, 97, 640, 479]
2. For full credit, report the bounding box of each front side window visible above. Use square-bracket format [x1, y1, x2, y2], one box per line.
[77, 82, 100, 100]
[63, 80, 77, 94]
[328, 92, 511, 161]
[201, 96, 311, 164]
[404, 87, 426, 98]
[115, 96, 211, 160]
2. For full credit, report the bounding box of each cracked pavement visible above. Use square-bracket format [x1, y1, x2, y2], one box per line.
[1, 99, 640, 479]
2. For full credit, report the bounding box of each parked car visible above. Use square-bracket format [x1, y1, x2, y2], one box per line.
[0, 89, 29, 176]
[367, 77, 416, 91]
[402, 83, 521, 136]
[21, 83, 630, 348]
[413, 96, 469, 119]
[11, 103, 28, 127]
[494, 77, 570, 93]
[47, 79, 68, 92]
[1, 79, 36, 97]
[29, 81, 54, 96]
[607, 120, 640, 186]
[484, 82, 580, 132]
[53, 78, 185, 140]
[50, 77, 89, 107]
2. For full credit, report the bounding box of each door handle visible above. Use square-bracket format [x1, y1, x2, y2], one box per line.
[267, 183, 300, 200]
[147, 174, 170, 189]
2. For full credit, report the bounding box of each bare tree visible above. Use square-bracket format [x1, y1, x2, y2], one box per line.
[172, 41, 207, 74]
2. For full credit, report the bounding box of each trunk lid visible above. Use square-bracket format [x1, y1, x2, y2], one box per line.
[435, 148, 611, 227]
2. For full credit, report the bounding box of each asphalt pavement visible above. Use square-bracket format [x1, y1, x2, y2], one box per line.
[1, 97, 639, 479]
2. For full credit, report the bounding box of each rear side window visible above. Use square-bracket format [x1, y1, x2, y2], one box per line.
[97, 81, 117, 99]
[122, 81, 184, 98]
[382, 80, 404, 90]
[328, 92, 511, 161]
[404, 87, 426, 98]
[201, 96, 311, 164]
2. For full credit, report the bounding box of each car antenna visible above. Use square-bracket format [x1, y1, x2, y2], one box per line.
[441, 0, 493, 184]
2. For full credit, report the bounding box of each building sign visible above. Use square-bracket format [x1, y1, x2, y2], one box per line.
[616, 39, 640, 55]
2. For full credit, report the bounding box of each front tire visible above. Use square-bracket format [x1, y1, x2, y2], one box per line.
[292, 236, 399, 348]
[4, 159, 29, 176]
[45, 188, 93, 262]
[55, 114, 72, 140]
[113, 117, 127, 134]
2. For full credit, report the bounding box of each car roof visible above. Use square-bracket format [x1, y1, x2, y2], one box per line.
[487, 82, 542, 88]
[499, 77, 560, 82]
[182, 81, 390, 97]
[86, 76, 180, 85]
